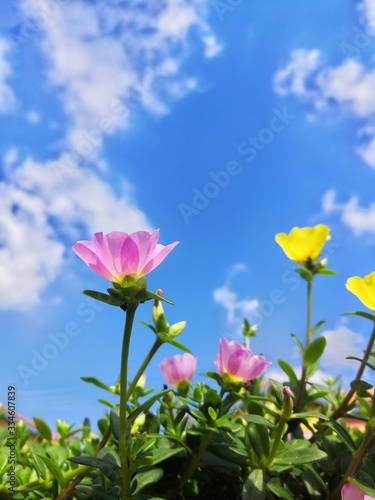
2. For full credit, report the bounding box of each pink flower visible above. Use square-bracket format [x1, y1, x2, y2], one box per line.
[159, 353, 197, 388]
[72, 229, 178, 287]
[214, 338, 271, 383]
[341, 484, 375, 500]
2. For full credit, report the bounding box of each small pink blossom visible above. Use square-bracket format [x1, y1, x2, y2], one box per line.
[214, 338, 271, 383]
[72, 229, 178, 286]
[159, 353, 197, 388]
[341, 483, 375, 500]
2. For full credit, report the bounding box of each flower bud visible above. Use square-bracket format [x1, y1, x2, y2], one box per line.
[282, 386, 293, 419]
[169, 321, 187, 337]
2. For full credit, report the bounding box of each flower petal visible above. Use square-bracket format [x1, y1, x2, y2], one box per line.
[72, 241, 116, 281]
[141, 241, 179, 275]
[93, 232, 129, 276]
[129, 230, 159, 272]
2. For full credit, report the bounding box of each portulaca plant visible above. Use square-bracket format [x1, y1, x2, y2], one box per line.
[1, 226, 375, 500]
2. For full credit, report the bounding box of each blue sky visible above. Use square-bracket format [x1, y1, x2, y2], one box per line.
[1, 0, 375, 430]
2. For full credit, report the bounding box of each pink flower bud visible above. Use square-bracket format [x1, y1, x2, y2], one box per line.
[214, 338, 271, 383]
[73, 230, 178, 287]
[341, 483, 375, 500]
[159, 353, 197, 388]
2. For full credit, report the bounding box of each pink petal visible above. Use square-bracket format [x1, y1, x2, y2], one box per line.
[72, 241, 116, 281]
[119, 235, 140, 275]
[341, 484, 366, 500]
[141, 241, 179, 275]
[129, 230, 160, 272]
[94, 232, 129, 276]
[237, 354, 271, 381]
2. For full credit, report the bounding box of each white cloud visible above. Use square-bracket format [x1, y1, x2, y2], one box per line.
[26, 110, 41, 124]
[273, 45, 375, 168]
[273, 49, 321, 98]
[0, 153, 150, 310]
[0, 38, 16, 113]
[321, 325, 365, 370]
[322, 190, 375, 235]
[21, 0, 221, 148]
[213, 264, 259, 338]
[358, 0, 375, 32]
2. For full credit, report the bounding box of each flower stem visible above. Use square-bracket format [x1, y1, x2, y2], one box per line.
[331, 323, 375, 420]
[126, 337, 163, 399]
[179, 429, 213, 490]
[119, 301, 138, 500]
[264, 416, 287, 467]
[327, 392, 375, 499]
[295, 279, 313, 412]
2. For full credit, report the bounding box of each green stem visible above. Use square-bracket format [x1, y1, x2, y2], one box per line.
[327, 393, 375, 500]
[179, 429, 213, 490]
[331, 323, 375, 420]
[119, 302, 138, 500]
[295, 279, 313, 412]
[126, 337, 163, 400]
[264, 416, 287, 467]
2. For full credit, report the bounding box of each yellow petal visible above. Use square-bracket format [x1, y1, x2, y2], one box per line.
[275, 224, 330, 265]
[346, 272, 375, 311]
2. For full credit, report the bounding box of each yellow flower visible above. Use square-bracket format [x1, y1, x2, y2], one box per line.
[346, 272, 375, 311]
[275, 224, 330, 265]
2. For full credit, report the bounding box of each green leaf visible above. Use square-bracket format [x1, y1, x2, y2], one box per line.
[273, 443, 327, 466]
[32, 452, 66, 487]
[343, 311, 375, 322]
[204, 371, 223, 386]
[33, 417, 52, 442]
[291, 334, 304, 357]
[278, 360, 299, 387]
[346, 357, 375, 371]
[131, 468, 164, 495]
[321, 420, 357, 452]
[0, 448, 8, 476]
[207, 407, 217, 421]
[81, 376, 111, 392]
[27, 442, 49, 479]
[127, 389, 170, 425]
[348, 477, 375, 496]
[306, 361, 319, 378]
[156, 332, 192, 353]
[291, 411, 329, 421]
[267, 482, 294, 500]
[149, 447, 185, 465]
[304, 336, 327, 365]
[240, 414, 275, 429]
[69, 455, 119, 480]
[75, 485, 119, 499]
[47, 446, 69, 467]
[350, 379, 373, 397]
[242, 469, 266, 500]
[310, 320, 326, 337]
[83, 290, 123, 306]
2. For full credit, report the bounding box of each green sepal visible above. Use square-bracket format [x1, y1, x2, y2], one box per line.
[316, 269, 338, 276]
[136, 289, 174, 305]
[296, 268, 313, 282]
[83, 290, 123, 306]
[139, 320, 157, 333]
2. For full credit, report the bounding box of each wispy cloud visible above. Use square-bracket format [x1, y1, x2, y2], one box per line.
[0, 38, 16, 113]
[322, 190, 375, 236]
[0, 154, 150, 310]
[273, 0, 375, 170]
[213, 263, 259, 339]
